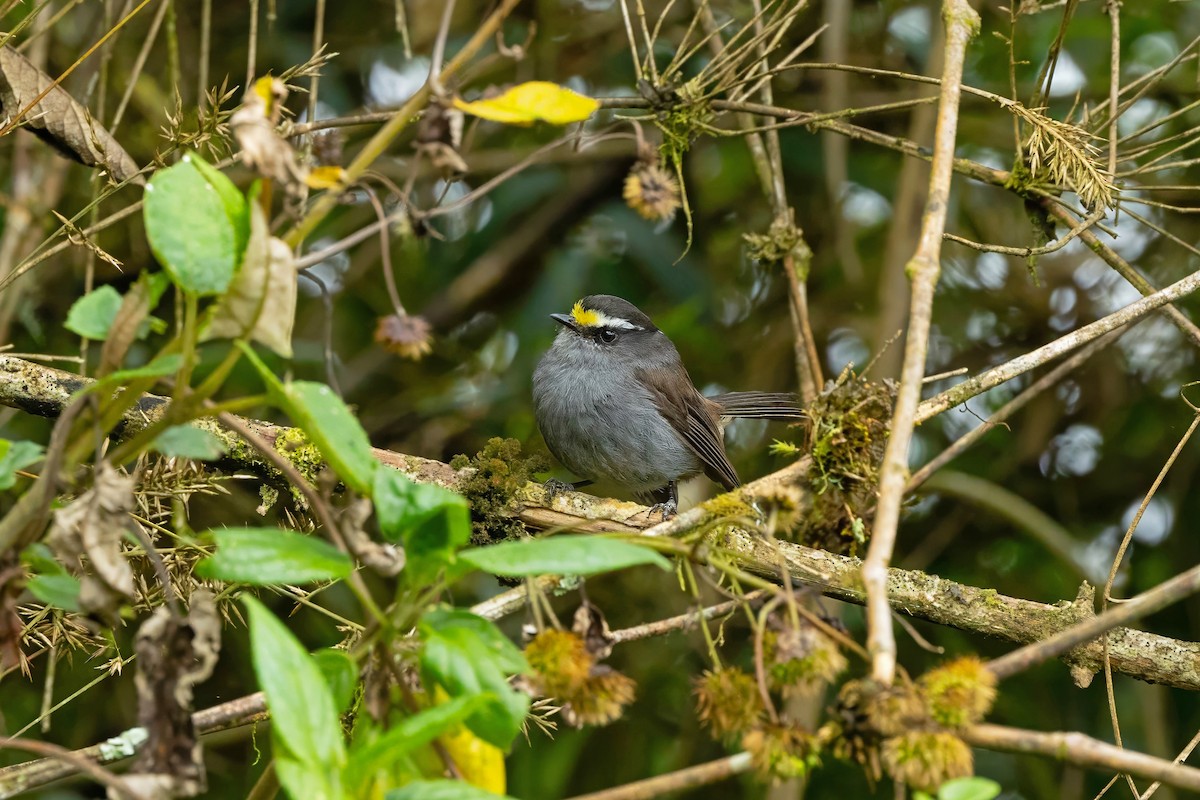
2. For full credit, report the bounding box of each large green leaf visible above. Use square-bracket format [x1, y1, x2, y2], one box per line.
[386, 780, 515, 800]
[418, 608, 528, 749]
[144, 154, 249, 296]
[244, 597, 345, 800]
[64, 285, 123, 340]
[459, 534, 671, 577]
[347, 695, 487, 779]
[374, 468, 469, 581]
[196, 528, 352, 585]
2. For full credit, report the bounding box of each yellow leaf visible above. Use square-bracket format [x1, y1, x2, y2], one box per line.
[453, 81, 599, 126]
[438, 726, 506, 793]
[306, 165, 346, 189]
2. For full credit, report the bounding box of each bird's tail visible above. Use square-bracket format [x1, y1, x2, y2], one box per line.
[710, 391, 806, 420]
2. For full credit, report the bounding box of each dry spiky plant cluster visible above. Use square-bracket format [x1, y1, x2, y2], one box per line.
[3, 1, 1200, 799]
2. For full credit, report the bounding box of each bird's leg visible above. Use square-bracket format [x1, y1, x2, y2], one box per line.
[543, 478, 593, 502]
[646, 481, 679, 520]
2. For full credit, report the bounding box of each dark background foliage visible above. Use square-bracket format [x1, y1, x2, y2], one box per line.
[4, 0, 1200, 797]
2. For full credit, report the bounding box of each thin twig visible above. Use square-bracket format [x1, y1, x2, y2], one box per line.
[563, 753, 753, 800]
[916, 266, 1200, 424]
[964, 724, 1200, 792]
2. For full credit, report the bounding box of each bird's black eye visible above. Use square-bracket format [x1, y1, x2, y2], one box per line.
[599, 329, 618, 344]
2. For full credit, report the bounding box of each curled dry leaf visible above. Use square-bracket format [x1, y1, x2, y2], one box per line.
[126, 590, 222, 798]
[230, 76, 305, 184]
[0, 46, 141, 184]
[572, 601, 615, 661]
[99, 272, 169, 376]
[341, 498, 406, 577]
[202, 198, 297, 357]
[47, 463, 137, 623]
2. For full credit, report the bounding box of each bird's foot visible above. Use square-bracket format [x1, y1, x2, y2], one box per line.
[645, 498, 678, 520]
[543, 478, 575, 503]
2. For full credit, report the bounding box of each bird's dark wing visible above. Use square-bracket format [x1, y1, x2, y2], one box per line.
[637, 368, 741, 491]
[709, 391, 805, 420]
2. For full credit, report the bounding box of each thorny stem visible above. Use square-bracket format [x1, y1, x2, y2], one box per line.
[863, 0, 980, 686]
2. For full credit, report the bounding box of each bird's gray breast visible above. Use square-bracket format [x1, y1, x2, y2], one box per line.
[533, 334, 701, 493]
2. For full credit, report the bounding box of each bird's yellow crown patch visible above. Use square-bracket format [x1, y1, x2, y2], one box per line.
[571, 301, 601, 328]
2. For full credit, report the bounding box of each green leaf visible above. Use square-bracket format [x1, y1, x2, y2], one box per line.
[65, 285, 123, 340]
[0, 440, 43, 490]
[26, 574, 81, 612]
[101, 353, 184, 383]
[348, 695, 487, 778]
[418, 608, 528, 749]
[244, 597, 345, 800]
[196, 528, 352, 585]
[459, 535, 671, 577]
[192, 154, 251, 263]
[386, 780, 515, 800]
[144, 154, 248, 296]
[21, 543, 62, 575]
[282, 381, 377, 495]
[312, 648, 358, 713]
[153, 425, 227, 461]
[242, 346, 377, 497]
[939, 777, 1002, 800]
[374, 469, 469, 581]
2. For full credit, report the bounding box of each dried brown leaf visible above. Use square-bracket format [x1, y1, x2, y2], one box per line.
[341, 498, 406, 577]
[572, 601, 614, 661]
[99, 272, 162, 376]
[202, 199, 297, 357]
[230, 77, 305, 184]
[47, 464, 137, 623]
[0, 46, 141, 184]
[126, 590, 221, 798]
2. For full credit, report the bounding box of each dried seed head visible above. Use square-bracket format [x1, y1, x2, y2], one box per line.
[864, 683, 928, 738]
[375, 313, 433, 360]
[561, 665, 636, 727]
[623, 161, 680, 221]
[827, 679, 884, 781]
[694, 667, 763, 741]
[881, 731, 973, 792]
[524, 629, 593, 698]
[919, 655, 997, 728]
[743, 723, 820, 783]
[756, 484, 804, 533]
[765, 621, 848, 699]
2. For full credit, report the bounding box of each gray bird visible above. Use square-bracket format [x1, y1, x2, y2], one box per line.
[532, 294, 804, 517]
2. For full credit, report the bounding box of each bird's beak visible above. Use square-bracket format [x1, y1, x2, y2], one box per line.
[550, 313, 578, 332]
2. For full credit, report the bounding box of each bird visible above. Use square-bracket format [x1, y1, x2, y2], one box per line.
[532, 294, 805, 517]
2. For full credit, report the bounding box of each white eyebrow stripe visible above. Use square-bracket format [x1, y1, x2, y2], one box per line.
[593, 312, 642, 330]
